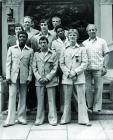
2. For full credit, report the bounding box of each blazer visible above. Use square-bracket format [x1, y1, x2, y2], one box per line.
[60, 44, 88, 85]
[6, 44, 33, 84]
[32, 50, 58, 87]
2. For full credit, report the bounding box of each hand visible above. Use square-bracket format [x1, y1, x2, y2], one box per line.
[6, 79, 12, 85]
[72, 75, 77, 81]
[26, 80, 31, 85]
[39, 78, 45, 84]
[101, 67, 107, 76]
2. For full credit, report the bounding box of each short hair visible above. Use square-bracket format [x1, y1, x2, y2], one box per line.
[68, 28, 79, 38]
[55, 25, 64, 33]
[39, 36, 49, 44]
[15, 23, 24, 31]
[40, 19, 48, 25]
[86, 24, 97, 32]
[24, 16, 32, 22]
[18, 30, 28, 39]
[52, 16, 61, 21]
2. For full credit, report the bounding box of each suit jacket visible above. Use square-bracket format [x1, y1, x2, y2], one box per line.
[60, 44, 88, 85]
[6, 44, 33, 84]
[32, 50, 58, 87]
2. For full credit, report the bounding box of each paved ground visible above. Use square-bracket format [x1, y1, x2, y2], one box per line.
[0, 113, 113, 140]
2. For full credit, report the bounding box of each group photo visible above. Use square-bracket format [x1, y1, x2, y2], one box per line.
[0, 0, 113, 140]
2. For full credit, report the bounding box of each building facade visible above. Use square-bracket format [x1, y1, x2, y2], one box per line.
[1, 0, 113, 75]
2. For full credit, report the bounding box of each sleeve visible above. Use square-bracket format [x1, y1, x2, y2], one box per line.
[51, 41, 56, 51]
[46, 52, 58, 80]
[6, 48, 12, 79]
[32, 53, 42, 80]
[102, 40, 109, 56]
[27, 49, 34, 81]
[60, 51, 70, 77]
[74, 47, 88, 75]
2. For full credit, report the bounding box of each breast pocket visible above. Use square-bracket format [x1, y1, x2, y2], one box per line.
[74, 54, 81, 63]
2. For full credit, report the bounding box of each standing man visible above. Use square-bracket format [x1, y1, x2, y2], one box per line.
[23, 16, 39, 52]
[60, 29, 91, 126]
[3, 31, 33, 127]
[33, 19, 55, 50]
[32, 36, 58, 126]
[83, 24, 109, 113]
[49, 16, 68, 38]
[51, 25, 69, 111]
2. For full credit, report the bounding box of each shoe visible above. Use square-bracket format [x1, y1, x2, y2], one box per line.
[49, 122, 57, 126]
[93, 110, 101, 113]
[34, 122, 43, 126]
[79, 123, 92, 127]
[3, 123, 14, 127]
[60, 120, 71, 125]
[16, 120, 27, 125]
[88, 108, 93, 113]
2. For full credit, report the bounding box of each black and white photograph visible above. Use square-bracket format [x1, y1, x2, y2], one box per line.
[0, 0, 113, 139]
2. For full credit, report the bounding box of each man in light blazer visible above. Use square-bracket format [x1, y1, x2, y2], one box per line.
[3, 31, 33, 127]
[60, 29, 91, 126]
[32, 36, 58, 126]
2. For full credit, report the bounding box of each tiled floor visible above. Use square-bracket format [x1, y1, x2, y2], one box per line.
[0, 119, 113, 140]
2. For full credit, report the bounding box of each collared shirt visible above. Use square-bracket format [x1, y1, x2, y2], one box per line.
[51, 37, 69, 60]
[83, 36, 109, 70]
[34, 31, 55, 49]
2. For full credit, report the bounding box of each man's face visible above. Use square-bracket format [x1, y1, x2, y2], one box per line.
[68, 32, 78, 43]
[15, 27, 22, 35]
[40, 22, 48, 32]
[56, 28, 65, 38]
[52, 17, 61, 28]
[87, 25, 97, 39]
[18, 34, 27, 46]
[23, 17, 32, 29]
[39, 39, 48, 50]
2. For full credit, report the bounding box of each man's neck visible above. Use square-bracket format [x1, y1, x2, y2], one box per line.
[42, 30, 48, 36]
[19, 44, 25, 50]
[59, 36, 66, 42]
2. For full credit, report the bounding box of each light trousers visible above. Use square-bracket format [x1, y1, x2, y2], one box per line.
[61, 84, 89, 124]
[5, 81, 27, 124]
[85, 70, 103, 111]
[35, 86, 57, 124]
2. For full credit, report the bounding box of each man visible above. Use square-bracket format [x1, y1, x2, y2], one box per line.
[83, 24, 109, 113]
[3, 31, 33, 127]
[23, 16, 39, 111]
[32, 36, 58, 126]
[49, 16, 68, 38]
[23, 16, 39, 40]
[7, 23, 24, 48]
[23, 16, 39, 52]
[51, 25, 69, 111]
[33, 19, 55, 50]
[60, 29, 91, 126]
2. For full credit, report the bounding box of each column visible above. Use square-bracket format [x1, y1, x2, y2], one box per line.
[2, 0, 24, 76]
[100, 2, 112, 43]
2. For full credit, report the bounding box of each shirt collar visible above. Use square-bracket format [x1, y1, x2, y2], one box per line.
[14, 44, 29, 50]
[88, 36, 98, 41]
[66, 42, 79, 49]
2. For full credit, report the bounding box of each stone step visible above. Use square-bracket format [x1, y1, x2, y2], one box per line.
[1, 109, 113, 122]
[25, 109, 113, 121]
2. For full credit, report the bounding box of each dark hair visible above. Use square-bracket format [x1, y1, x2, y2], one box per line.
[40, 19, 48, 25]
[18, 31, 28, 39]
[15, 23, 24, 31]
[55, 25, 64, 33]
[39, 36, 49, 44]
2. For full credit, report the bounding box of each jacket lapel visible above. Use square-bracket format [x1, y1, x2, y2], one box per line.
[44, 52, 52, 62]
